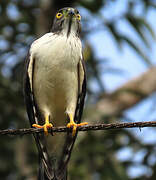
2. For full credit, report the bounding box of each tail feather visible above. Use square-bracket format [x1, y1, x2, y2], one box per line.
[34, 134, 54, 180]
[38, 157, 53, 180]
[35, 133, 67, 180]
[54, 133, 77, 180]
[38, 156, 67, 180]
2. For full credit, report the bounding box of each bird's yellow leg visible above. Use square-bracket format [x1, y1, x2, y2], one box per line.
[32, 115, 53, 136]
[67, 113, 88, 136]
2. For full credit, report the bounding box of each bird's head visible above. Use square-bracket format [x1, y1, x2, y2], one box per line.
[51, 7, 81, 37]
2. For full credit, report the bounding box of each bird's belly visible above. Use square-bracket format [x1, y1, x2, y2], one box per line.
[34, 63, 78, 126]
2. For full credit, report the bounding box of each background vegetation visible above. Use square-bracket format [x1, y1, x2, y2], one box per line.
[0, 0, 156, 179]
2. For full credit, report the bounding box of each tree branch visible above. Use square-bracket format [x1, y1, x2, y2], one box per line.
[1, 121, 156, 136]
[87, 67, 156, 122]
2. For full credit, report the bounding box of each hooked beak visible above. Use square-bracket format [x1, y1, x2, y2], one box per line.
[66, 9, 75, 37]
[68, 9, 75, 17]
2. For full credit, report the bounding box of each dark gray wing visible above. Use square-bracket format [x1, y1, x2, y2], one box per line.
[56, 58, 86, 179]
[75, 57, 87, 124]
[23, 53, 54, 180]
[23, 53, 36, 125]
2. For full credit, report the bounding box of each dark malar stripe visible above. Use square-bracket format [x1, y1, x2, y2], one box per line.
[67, 18, 72, 37]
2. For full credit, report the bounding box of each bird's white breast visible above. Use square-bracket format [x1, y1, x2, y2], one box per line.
[30, 32, 82, 125]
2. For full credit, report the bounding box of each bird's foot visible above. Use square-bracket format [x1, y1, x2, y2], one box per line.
[32, 115, 53, 136]
[67, 113, 88, 136]
[32, 123, 53, 135]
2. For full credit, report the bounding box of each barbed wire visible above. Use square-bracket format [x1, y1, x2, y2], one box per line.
[0, 121, 156, 136]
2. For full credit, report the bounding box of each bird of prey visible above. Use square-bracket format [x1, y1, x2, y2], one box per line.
[24, 7, 87, 180]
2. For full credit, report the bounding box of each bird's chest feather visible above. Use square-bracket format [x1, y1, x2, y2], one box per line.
[34, 34, 81, 82]
[32, 33, 81, 116]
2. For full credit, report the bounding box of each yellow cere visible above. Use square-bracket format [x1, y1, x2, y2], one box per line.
[56, 12, 62, 19]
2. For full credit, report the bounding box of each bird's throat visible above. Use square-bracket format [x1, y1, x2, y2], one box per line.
[67, 18, 72, 37]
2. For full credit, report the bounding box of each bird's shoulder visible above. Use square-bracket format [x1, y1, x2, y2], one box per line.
[30, 32, 56, 54]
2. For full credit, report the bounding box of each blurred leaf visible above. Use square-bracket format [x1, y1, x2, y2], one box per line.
[106, 22, 122, 49]
[120, 35, 152, 66]
[139, 18, 156, 40]
[83, 42, 92, 61]
[79, 0, 104, 13]
[126, 15, 150, 48]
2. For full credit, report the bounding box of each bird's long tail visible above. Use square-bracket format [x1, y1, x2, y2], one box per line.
[33, 133, 54, 180]
[35, 133, 68, 180]
[39, 159, 67, 180]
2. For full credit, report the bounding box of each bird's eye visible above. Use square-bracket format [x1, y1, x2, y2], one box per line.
[56, 13, 62, 19]
[76, 14, 81, 21]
